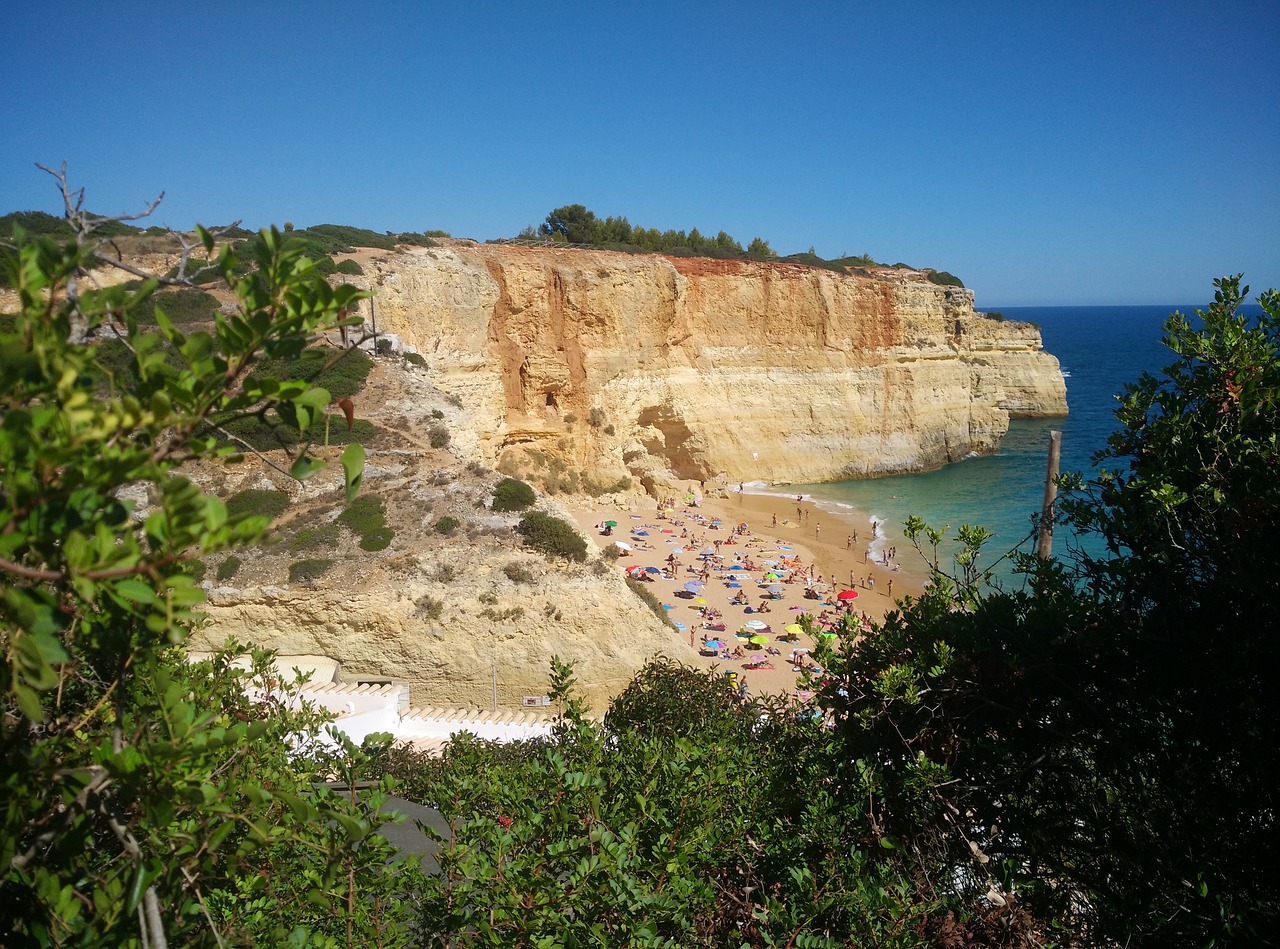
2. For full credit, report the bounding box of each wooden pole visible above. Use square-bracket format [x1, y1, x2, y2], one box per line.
[1037, 430, 1062, 559]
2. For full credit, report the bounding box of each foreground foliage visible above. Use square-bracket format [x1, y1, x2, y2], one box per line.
[0, 173, 420, 946]
[814, 277, 1279, 945]
[389, 658, 965, 948]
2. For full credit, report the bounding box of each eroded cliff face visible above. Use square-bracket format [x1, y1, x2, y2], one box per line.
[363, 245, 1066, 487]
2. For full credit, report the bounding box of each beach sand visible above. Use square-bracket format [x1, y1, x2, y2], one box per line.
[565, 485, 929, 700]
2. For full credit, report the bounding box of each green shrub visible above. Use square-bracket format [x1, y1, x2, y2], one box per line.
[334, 258, 364, 276]
[626, 577, 676, 628]
[434, 516, 459, 535]
[375, 338, 394, 356]
[334, 494, 395, 550]
[209, 346, 377, 451]
[289, 558, 334, 583]
[429, 429, 451, 449]
[359, 527, 394, 551]
[226, 488, 289, 524]
[337, 494, 386, 536]
[404, 351, 426, 368]
[479, 605, 525, 622]
[926, 269, 965, 288]
[183, 559, 207, 582]
[214, 415, 378, 452]
[250, 345, 373, 402]
[503, 562, 535, 584]
[430, 408, 444, 420]
[516, 511, 588, 562]
[414, 595, 443, 620]
[288, 524, 340, 550]
[492, 477, 536, 512]
[131, 288, 219, 326]
[216, 555, 242, 582]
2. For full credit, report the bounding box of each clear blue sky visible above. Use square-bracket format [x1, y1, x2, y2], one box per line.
[3, 2, 1276, 305]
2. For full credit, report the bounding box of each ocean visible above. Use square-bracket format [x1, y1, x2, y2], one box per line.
[755, 301, 1262, 585]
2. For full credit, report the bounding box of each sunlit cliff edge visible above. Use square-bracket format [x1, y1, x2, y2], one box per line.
[360, 243, 1067, 490]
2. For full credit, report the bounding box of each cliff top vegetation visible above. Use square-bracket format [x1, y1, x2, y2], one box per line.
[511, 202, 966, 287]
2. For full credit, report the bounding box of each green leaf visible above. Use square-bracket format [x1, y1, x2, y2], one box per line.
[14, 684, 44, 722]
[341, 442, 365, 503]
[290, 454, 325, 481]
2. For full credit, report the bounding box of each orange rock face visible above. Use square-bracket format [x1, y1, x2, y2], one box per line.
[362, 243, 1067, 487]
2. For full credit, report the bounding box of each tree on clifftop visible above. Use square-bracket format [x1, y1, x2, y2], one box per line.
[540, 203, 598, 244]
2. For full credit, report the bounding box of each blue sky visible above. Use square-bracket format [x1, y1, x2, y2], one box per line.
[2, 2, 1276, 305]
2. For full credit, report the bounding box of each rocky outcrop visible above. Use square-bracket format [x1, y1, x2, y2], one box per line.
[360, 245, 1066, 487]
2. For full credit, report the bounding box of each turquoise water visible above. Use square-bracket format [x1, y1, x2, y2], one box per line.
[756, 303, 1259, 584]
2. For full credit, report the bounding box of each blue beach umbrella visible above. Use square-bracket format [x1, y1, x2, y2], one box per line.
[644, 566, 661, 574]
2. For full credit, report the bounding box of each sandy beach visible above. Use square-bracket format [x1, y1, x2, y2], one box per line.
[566, 484, 930, 699]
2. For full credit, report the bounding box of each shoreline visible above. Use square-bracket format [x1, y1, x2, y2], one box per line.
[564, 483, 930, 699]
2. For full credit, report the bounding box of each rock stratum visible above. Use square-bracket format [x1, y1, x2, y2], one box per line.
[363, 243, 1066, 489]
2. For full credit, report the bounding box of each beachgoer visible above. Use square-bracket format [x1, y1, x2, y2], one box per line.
[815, 523, 820, 537]
[772, 514, 777, 527]
[887, 579, 893, 597]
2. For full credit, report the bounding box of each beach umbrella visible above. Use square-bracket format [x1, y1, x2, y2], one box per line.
[694, 596, 707, 605]
[749, 634, 770, 645]
[744, 619, 768, 630]
[683, 580, 704, 593]
[644, 566, 662, 574]
[632, 529, 649, 536]
[704, 638, 725, 650]
[836, 589, 859, 601]
[604, 520, 618, 528]
[661, 603, 674, 611]
[819, 630, 838, 640]
[763, 572, 782, 581]
[783, 623, 804, 636]
[674, 621, 687, 631]
[766, 584, 785, 594]
[729, 564, 747, 571]
[614, 541, 632, 552]
[625, 565, 645, 577]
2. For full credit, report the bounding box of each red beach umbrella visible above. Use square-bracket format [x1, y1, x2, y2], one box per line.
[836, 589, 859, 601]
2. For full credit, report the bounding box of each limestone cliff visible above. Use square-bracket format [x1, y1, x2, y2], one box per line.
[359, 244, 1067, 488]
